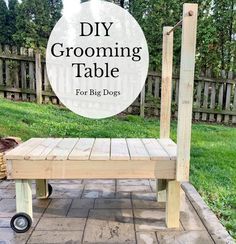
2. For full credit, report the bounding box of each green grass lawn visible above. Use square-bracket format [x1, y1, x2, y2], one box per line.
[0, 98, 235, 238]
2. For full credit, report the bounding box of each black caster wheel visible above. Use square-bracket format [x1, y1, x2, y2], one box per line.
[10, 212, 32, 233]
[48, 183, 53, 197]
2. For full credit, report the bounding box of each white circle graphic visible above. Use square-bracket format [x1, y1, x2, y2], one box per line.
[46, 0, 149, 119]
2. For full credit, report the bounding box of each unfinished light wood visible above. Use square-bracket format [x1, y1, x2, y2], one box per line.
[160, 26, 173, 139]
[158, 26, 174, 208]
[126, 139, 150, 160]
[35, 52, 42, 104]
[140, 85, 145, 117]
[15, 179, 33, 219]
[25, 138, 62, 160]
[90, 138, 110, 160]
[7, 159, 175, 179]
[46, 138, 78, 160]
[176, 3, 198, 181]
[20, 47, 27, 101]
[5, 138, 44, 160]
[110, 138, 130, 160]
[69, 138, 95, 160]
[166, 180, 180, 228]
[156, 179, 167, 202]
[142, 139, 169, 160]
[36, 179, 49, 199]
[158, 138, 177, 160]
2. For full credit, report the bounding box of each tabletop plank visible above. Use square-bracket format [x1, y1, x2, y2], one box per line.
[142, 138, 170, 160]
[5, 138, 45, 160]
[158, 138, 177, 160]
[25, 138, 62, 160]
[46, 138, 78, 160]
[126, 139, 150, 160]
[110, 138, 130, 160]
[5, 137, 177, 162]
[90, 138, 110, 160]
[68, 138, 95, 160]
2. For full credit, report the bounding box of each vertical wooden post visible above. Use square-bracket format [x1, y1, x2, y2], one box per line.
[0, 45, 4, 98]
[20, 47, 27, 101]
[44, 64, 51, 103]
[217, 70, 225, 123]
[35, 52, 42, 104]
[224, 71, 232, 123]
[166, 180, 180, 228]
[36, 179, 49, 199]
[157, 26, 173, 203]
[12, 46, 20, 100]
[160, 26, 174, 138]
[4, 45, 12, 99]
[176, 3, 198, 181]
[231, 72, 236, 123]
[28, 48, 36, 102]
[156, 179, 166, 202]
[140, 84, 145, 117]
[194, 81, 202, 120]
[154, 76, 160, 116]
[15, 180, 33, 220]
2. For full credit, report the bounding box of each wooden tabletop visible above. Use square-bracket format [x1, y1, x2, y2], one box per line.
[5, 138, 177, 161]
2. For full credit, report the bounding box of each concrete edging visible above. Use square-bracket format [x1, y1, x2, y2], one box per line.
[182, 182, 234, 244]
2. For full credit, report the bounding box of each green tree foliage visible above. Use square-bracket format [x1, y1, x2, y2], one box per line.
[13, 0, 62, 49]
[0, 0, 234, 74]
[0, 0, 8, 44]
[212, 0, 235, 72]
[6, 0, 18, 45]
[129, 0, 236, 75]
[49, 0, 63, 28]
[129, 0, 185, 72]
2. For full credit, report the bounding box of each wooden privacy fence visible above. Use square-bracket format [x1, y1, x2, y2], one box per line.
[0, 44, 236, 124]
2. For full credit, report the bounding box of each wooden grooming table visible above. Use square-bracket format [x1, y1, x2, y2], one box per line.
[5, 137, 177, 232]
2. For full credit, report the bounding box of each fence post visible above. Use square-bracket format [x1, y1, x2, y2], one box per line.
[20, 47, 28, 101]
[35, 52, 42, 104]
[0, 45, 4, 98]
[224, 71, 232, 123]
[140, 85, 145, 117]
[28, 48, 35, 102]
[157, 26, 173, 203]
[231, 71, 236, 123]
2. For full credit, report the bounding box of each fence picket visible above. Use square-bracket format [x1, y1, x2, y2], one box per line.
[194, 81, 202, 120]
[12, 46, 20, 100]
[209, 82, 216, 121]
[0, 47, 235, 123]
[140, 84, 145, 117]
[202, 81, 209, 121]
[20, 47, 27, 101]
[224, 72, 232, 123]
[154, 76, 160, 115]
[154, 76, 160, 98]
[28, 48, 35, 101]
[4, 45, 12, 99]
[0, 45, 4, 98]
[232, 81, 236, 123]
[35, 52, 42, 104]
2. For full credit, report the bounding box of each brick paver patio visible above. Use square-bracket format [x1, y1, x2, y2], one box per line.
[0, 179, 233, 243]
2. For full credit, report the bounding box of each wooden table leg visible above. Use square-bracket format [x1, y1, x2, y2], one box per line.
[156, 179, 166, 202]
[166, 180, 180, 228]
[15, 179, 33, 220]
[36, 179, 49, 199]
